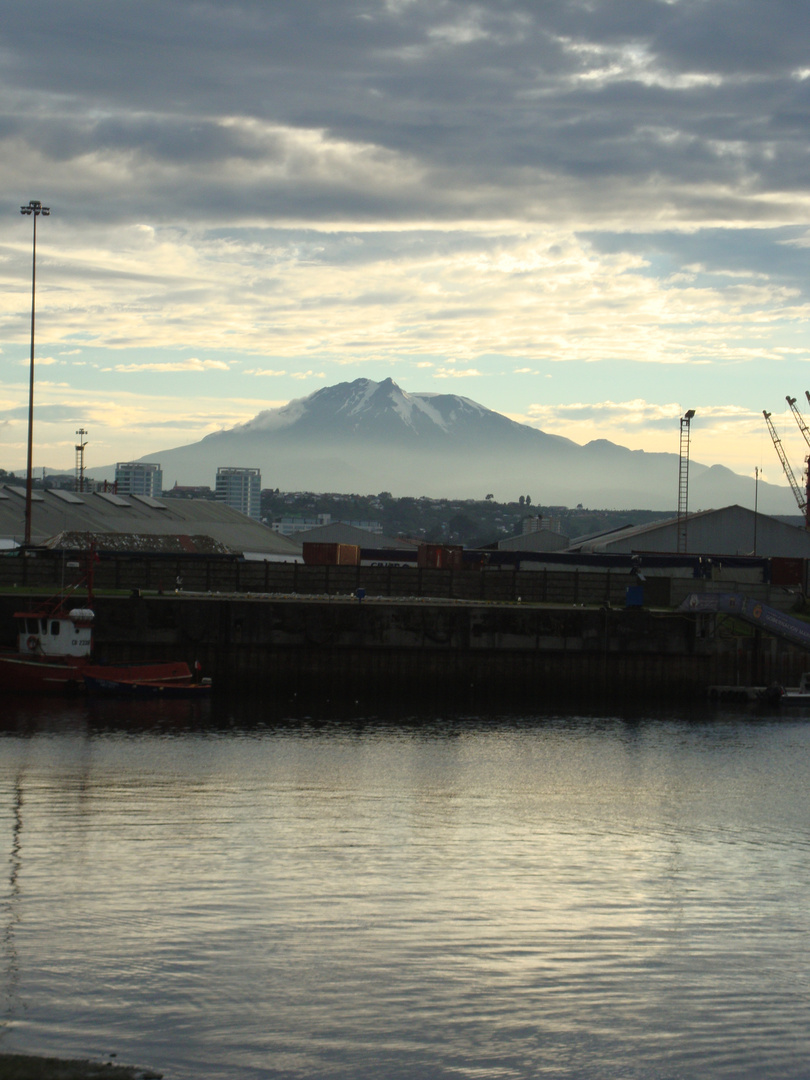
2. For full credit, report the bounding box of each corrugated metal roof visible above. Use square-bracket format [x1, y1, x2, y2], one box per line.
[0, 486, 300, 555]
[568, 505, 810, 558]
[498, 529, 570, 552]
[42, 531, 233, 554]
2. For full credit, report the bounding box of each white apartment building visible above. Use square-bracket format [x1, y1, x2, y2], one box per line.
[115, 461, 163, 498]
[215, 466, 261, 520]
[271, 514, 384, 537]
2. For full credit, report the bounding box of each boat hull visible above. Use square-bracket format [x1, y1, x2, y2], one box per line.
[82, 660, 193, 684]
[0, 652, 195, 695]
[83, 675, 211, 699]
[0, 653, 84, 694]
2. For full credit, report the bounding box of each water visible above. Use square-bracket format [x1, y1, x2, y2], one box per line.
[1, 697, 809, 1079]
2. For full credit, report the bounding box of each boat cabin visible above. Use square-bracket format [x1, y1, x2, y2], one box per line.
[15, 608, 94, 659]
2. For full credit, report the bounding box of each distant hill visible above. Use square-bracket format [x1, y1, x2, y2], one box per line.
[87, 377, 794, 513]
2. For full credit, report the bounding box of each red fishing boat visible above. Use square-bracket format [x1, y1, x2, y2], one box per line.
[0, 601, 95, 693]
[0, 557, 201, 694]
[0, 599, 198, 694]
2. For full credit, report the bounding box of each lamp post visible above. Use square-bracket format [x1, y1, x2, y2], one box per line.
[19, 199, 49, 547]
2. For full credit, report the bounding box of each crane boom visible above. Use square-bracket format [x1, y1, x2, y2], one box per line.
[763, 410, 807, 511]
[786, 396, 810, 447]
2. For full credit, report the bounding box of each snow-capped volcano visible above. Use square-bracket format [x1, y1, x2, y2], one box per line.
[231, 377, 519, 444]
[89, 377, 794, 513]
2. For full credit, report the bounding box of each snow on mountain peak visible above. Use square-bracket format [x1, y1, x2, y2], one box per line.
[227, 396, 309, 435]
[309, 377, 454, 434]
[215, 377, 489, 442]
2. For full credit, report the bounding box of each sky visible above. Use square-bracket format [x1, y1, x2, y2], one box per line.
[2, 0, 810, 493]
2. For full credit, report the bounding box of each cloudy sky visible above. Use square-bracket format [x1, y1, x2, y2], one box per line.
[2, 0, 810, 491]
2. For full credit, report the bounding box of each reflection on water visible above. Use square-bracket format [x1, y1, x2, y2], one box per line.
[1, 696, 809, 1079]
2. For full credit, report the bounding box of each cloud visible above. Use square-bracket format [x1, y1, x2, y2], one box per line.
[524, 399, 757, 432]
[0, 403, 85, 422]
[107, 358, 230, 373]
[1, 0, 809, 483]
[135, 417, 229, 429]
[3, 0, 810, 232]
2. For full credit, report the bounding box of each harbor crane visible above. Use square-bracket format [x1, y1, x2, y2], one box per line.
[763, 407, 810, 527]
[787, 395, 810, 447]
[786, 395, 810, 526]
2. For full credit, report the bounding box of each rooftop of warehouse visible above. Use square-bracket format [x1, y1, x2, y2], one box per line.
[0, 486, 301, 557]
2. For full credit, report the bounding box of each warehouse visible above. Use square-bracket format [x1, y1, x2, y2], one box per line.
[497, 528, 570, 553]
[566, 505, 810, 559]
[0, 484, 300, 557]
[293, 521, 417, 550]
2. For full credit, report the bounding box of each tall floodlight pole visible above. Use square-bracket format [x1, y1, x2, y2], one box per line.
[677, 409, 695, 554]
[19, 199, 50, 547]
[75, 428, 88, 492]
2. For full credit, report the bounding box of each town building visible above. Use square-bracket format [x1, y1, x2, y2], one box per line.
[115, 462, 163, 498]
[292, 521, 415, 551]
[163, 483, 215, 500]
[522, 514, 564, 535]
[273, 513, 333, 536]
[215, 467, 261, 520]
[273, 513, 384, 537]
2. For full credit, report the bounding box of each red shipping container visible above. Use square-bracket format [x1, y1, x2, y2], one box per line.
[771, 557, 805, 587]
[302, 542, 361, 566]
[417, 544, 463, 570]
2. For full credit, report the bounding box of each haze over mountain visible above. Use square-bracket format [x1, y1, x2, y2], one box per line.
[91, 378, 794, 514]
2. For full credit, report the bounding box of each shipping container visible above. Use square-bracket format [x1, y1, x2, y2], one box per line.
[771, 557, 805, 588]
[417, 544, 464, 570]
[302, 542, 361, 566]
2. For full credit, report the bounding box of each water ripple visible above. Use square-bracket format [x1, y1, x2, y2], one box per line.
[1, 705, 809, 1079]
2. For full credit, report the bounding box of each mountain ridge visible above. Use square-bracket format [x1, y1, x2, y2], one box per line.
[87, 377, 794, 514]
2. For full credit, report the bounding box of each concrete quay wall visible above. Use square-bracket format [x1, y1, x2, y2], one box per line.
[3, 592, 802, 704]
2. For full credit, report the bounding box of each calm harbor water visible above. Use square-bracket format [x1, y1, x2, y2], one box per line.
[1, 695, 809, 1080]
